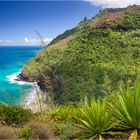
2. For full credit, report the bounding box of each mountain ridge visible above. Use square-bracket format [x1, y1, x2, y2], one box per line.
[48, 4, 140, 47]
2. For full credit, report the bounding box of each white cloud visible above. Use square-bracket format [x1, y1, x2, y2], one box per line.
[0, 37, 53, 46]
[24, 37, 53, 45]
[24, 37, 29, 43]
[85, 0, 140, 8]
[0, 39, 13, 44]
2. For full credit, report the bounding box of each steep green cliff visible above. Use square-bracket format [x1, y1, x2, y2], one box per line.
[21, 5, 140, 103]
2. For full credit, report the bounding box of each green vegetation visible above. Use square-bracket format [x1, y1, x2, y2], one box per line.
[48, 27, 77, 46]
[112, 82, 140, 139]
[17, 126, 32, 139]
[53, 28, 140, 103]
[118, 11, 140, 30]
[22, 9, 140, 103]
[0, 105, 32, 126]
[76, 98, 115, 139]
[1, 82, 140, 139]
[1, 5, 140, 139]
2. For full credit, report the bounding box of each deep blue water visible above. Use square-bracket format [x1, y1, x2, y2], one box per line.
[0, 46, 41, 105]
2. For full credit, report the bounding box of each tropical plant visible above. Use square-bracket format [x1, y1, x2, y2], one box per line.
[56, 106, 75, 122]
[41, 105, 75, 123]
[46, 105, 60, 122]
[112, 81, 140, 139]
[17, 126, 33, 139]
[76, 98, 117, 139]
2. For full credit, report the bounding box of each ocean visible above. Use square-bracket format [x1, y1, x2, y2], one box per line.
[0, 46, 41, 105]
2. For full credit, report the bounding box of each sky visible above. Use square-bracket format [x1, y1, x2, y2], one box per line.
[0, 0, 139, 46]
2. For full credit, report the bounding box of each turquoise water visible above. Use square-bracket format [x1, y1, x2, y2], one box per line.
[0, 46, 40, 105]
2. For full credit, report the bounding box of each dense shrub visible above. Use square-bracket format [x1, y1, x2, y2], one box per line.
[0, 105, 32, 126]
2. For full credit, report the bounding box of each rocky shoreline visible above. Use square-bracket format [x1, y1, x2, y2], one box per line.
[17, 73, 46, 92]
[16, 73, 47, 112]
[16, 73, 31, 82]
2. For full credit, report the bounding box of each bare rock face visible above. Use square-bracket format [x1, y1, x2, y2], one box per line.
[16, 73, 30, 82]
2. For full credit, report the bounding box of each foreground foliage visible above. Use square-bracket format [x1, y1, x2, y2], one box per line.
[112, 81, 140, 139]
[76, 98, 116, 139]
[0, 82, 140, 139]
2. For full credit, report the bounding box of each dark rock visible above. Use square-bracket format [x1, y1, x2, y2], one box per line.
[16, 73, 30, 82]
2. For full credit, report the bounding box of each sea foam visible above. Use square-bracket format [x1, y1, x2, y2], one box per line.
[6, 71, 40, 106]
[6, 71, 32, 85]
[23, 84, 40, 106]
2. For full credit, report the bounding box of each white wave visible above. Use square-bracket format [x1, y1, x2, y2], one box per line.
[22, 83, 41, 106]
[6, 71, 33, 85]
[6, 71, 41, 107]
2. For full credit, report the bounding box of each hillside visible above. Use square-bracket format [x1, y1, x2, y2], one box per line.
[91, 5, 140, 29]
[21, 5, 140, 104]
